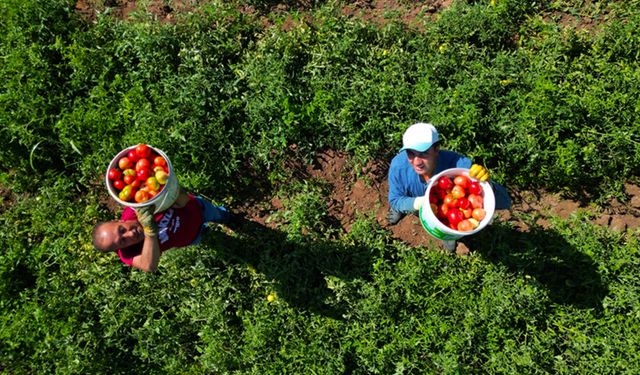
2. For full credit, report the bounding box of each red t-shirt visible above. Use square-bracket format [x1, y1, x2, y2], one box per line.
[117, 195, 204, 266]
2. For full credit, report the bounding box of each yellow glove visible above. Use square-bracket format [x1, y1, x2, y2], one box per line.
[469, 164, 490, 182]
[136, 205, 158, 237]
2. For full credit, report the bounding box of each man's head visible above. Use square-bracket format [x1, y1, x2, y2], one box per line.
[401, 122, 441, 177]
[93, 220, 144, 252]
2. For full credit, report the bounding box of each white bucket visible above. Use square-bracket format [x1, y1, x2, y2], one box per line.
[105, 145, 179, 214]
[419, 167, 495, 241]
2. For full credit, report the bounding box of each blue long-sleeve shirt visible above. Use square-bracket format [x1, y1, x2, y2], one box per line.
[387, 150, 511, 213]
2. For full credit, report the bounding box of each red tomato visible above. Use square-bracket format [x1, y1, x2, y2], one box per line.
[457, 197, 470, 210]
[136, 167, 151, 181]
[438, 176, 453, 191]
[108, 168, 122, 181]
[113, 179, 125, 191]
[468, 194, 484, 209]
[472, 208, 486, 221]
[451, 185, 466, 199]
[429, 192, 438, 204]
[444, 194, 457, 208]
[457, 219, 474, 232]
[468, 181, 482, 195]
[127, 149, 139, 163]
[135, 158, 151, 172]
[447, 209, 464, 227]
[124, 174, 136, 185]
[135, 144, 152, 159]
[118, 157, 131, 170]
[454, 175, 470, 189]
[153, 156, 167, 167]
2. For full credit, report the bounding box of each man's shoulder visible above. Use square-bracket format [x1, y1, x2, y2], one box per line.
[390, 151, 409, 168]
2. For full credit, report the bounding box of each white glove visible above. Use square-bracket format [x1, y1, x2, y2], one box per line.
[413, 196, 426, 211]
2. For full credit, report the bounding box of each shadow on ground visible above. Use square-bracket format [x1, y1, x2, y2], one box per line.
[468, 222, 608, 310]
[200, 218, 375, 319]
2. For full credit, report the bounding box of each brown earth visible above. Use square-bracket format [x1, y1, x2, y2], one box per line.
[79, 0, 640, 245]
[232, 150, 640, 248]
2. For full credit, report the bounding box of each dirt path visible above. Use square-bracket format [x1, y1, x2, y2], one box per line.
[236, 150, 640, 247]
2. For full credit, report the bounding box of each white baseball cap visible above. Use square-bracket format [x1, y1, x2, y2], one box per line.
[400, 123, 440, 152]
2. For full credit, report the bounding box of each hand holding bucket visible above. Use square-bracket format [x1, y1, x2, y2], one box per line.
[419, 168, 495, 241]
[105, 145, 180, 214]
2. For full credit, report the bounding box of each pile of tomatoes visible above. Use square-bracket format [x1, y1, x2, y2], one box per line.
[429, 174, 487, 232]
[107, 144, 170, 203]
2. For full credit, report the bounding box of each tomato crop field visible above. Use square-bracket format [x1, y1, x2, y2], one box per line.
[2, 0, 640, 373]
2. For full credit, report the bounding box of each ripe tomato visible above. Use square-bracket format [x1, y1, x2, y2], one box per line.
[454, 175, 470, 189]
[457, 197, 470, 210]
[429, 191, 438, 204]
[153, 156, 167, 167]
[135, 158, 151, 172]
[440, 203, 449, 216]
[127, 149, 139, 163]
[451, 185, 466, 199]
[457, 219, 474, 232]
[134, 190, 150, 203]
[113, 179, 125, 191]
[468, 181, 482, 195]
[137, 167, 151, 181]
[438, 176, 453, 191]
[135, 144, 152, 159]
[443, 194, 457, 208]
[118, 157, 131, 170]
[468, 218, 480, 228]
[468, 194, 484, 209]
[124, 174, 136, 185]
[108, 168, 122, 181]
[461, 207, 473, 219]
[472, 208, 486, 221]
[446, 209, 464, 227]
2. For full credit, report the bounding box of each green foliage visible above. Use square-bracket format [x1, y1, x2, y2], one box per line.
[2, 0, 640, 373]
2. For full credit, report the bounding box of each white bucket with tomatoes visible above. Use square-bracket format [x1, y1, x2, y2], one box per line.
[419, 167, 495, 241]
[105, 144, 179, 214]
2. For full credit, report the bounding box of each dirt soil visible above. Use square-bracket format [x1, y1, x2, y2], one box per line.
[79, 0, 640, 246]
[234, 150, 640, 248]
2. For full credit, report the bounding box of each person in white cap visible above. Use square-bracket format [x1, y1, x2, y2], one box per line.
[387, 123, 511, 230]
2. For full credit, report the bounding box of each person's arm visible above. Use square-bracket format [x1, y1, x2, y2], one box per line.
[172, 186, 190, 208]
[388, 166, 424, 213]
[130, 234, 161, 272]
[130, 205, 161, 272]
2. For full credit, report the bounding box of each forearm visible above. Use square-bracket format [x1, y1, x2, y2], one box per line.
[133, 235, 161, 272]
[390, 196, 421, 213]
[172, 186, 190, 208]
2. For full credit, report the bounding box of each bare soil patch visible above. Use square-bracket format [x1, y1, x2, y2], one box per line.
[234, 150, 640, 247]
